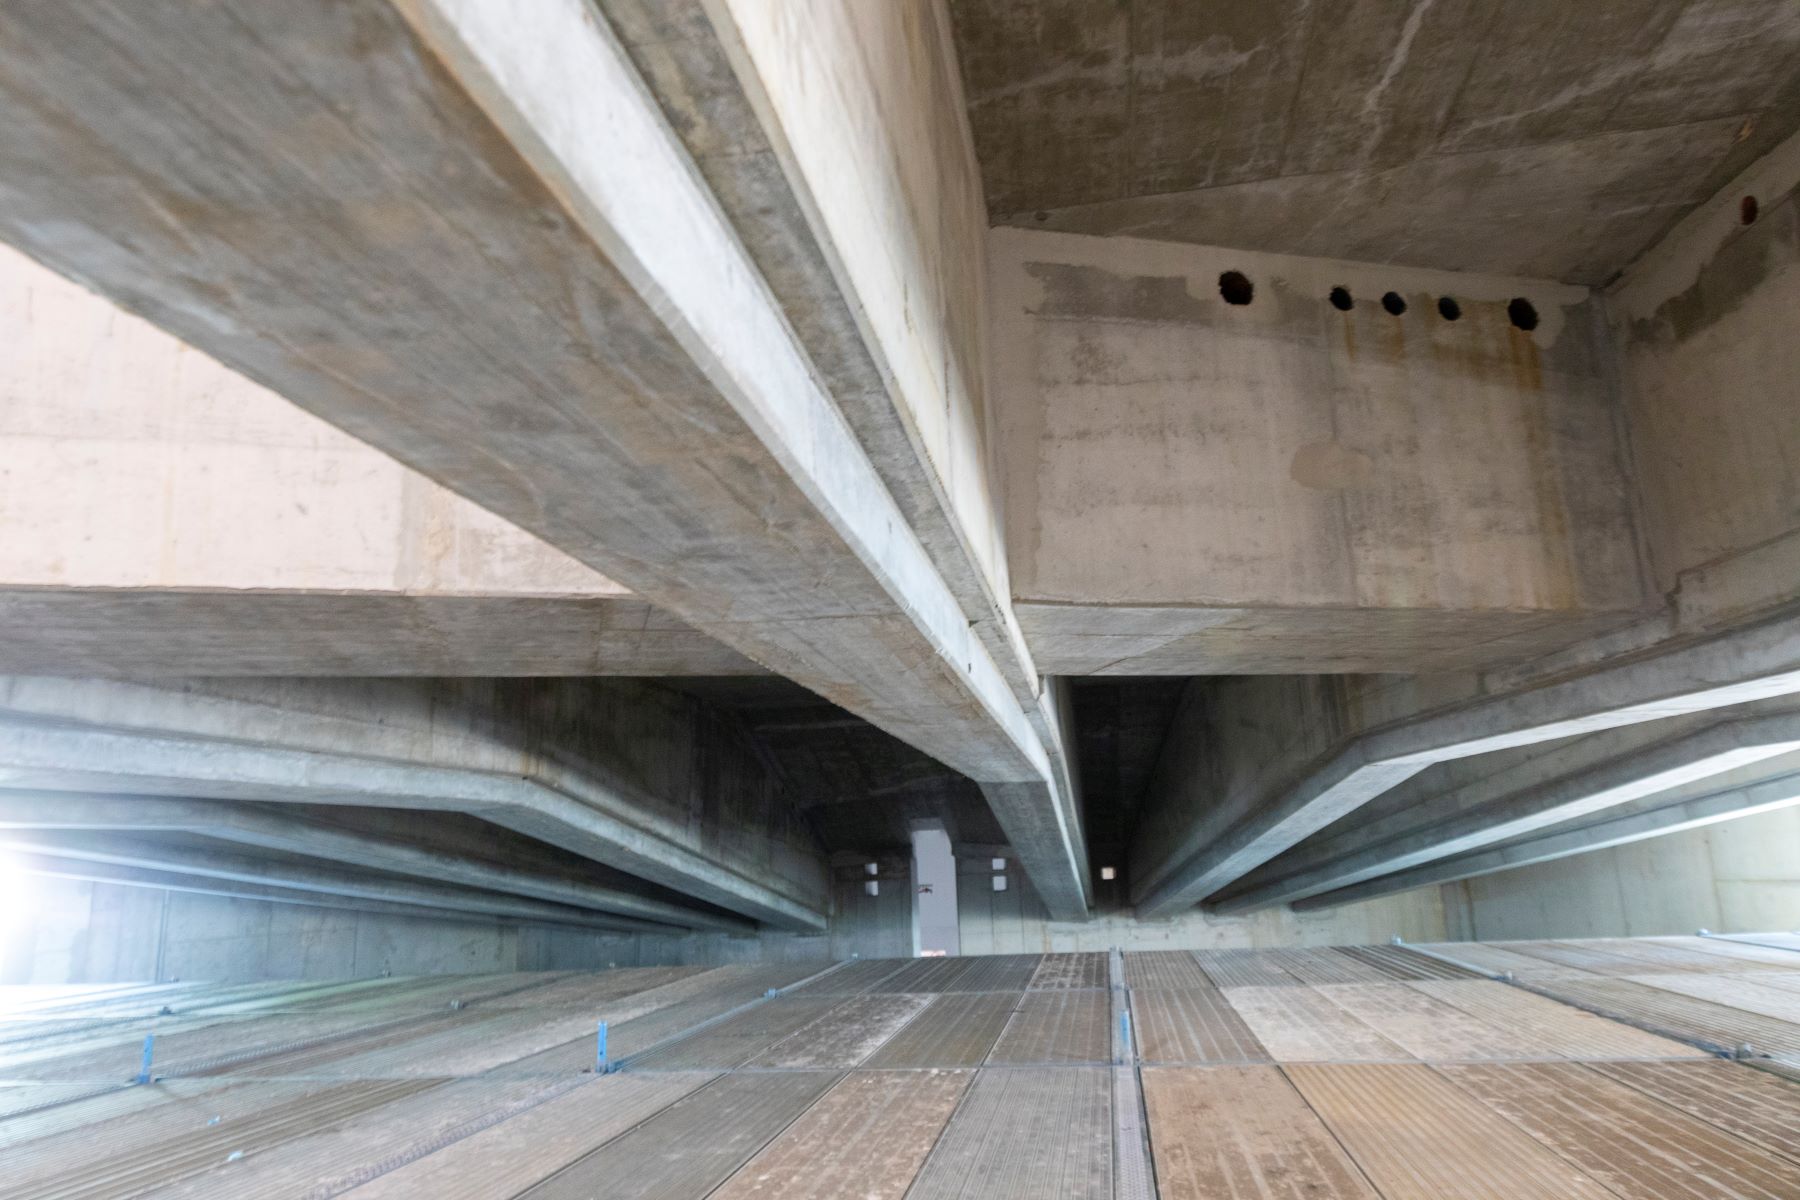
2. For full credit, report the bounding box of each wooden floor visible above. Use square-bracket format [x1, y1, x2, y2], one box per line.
[3, 936, 1799, 1197]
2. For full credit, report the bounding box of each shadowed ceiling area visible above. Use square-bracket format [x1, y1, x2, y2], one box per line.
[947, 0, 1800, 282]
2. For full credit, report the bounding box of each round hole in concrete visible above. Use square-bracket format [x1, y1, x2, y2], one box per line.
[1741, 195, 1759, 225]
[1381, 291, 1407, 316]
[1508, 297, 1539, 331]
[1328, 286, 1353, 311]
[1219, 270, 1254, 305]
[1436, 296, 1462, 321]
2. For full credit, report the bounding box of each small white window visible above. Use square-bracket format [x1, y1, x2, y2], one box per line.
[1100, 866, 1116, 881]
[990, 857, 1006, 870]
[865, 881, 880, 897]
[865, 861, 879, 875]
[992, 875, 1007, 892]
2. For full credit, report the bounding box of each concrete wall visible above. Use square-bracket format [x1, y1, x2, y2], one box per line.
[992, 227, 1648, 675]
[1444, 804, 1800, 940]
[957, 858, 1447, 955]
[1612, 132, 1800, 635]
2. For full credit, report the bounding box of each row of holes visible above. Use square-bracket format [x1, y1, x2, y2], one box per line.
[1217, 270, 1538, 330]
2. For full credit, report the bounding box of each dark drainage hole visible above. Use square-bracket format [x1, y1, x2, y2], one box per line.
[1328, 286, 1353, 311]
[1381, 291, 1407, 316]
[1219, 270, 1254, 305]
[1437, 296, 1461, 321]
[1742, 195, 1759, 225]
[1507, 297, 1539, 331]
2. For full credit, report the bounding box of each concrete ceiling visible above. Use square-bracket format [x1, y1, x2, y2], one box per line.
[947, 0, 1800, 284]
[662, 678, 1004, 852]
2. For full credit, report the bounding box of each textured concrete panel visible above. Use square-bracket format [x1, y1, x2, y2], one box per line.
[710, 1070, 970, 1200]
[1222, 987, 1411, 1063]
[343, 1074, 712, 1199]
[1410, 981, 1707, 1060]
[987, 991, 1111, 1064]
[519, 1071, 841, 1200]
[1441, 1060, 1800, 1198]
[1132, 988, 1270, 1065]
[865, 993, 1021, 1069]
[907, 1067, 1112, 1200]
[1142, 1065, 1378, 1200]
[1288, 1062, 1618, 1199]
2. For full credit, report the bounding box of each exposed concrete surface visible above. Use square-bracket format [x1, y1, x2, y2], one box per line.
[0, 795, 750, 932]
[0, 242, 766, 677]
[1444, 803, 1800, 937]
[1, 832, 666, 932]
[0, 588, 764, 677]
[0, 675, 828, 930]
[0, 240, 756, 677]
[992, 228, 1646, 675]
[1132, 606, 1800, 916]
[3, 874, 531, 983]
[949, 0, 1800, 283]
[0, 0, 1086, 919]
[1613, 128, 1800, 635]
[1224, 708, 1800, 911]
[1305, 758, 1800, 910]
[11, 854, 561, 939]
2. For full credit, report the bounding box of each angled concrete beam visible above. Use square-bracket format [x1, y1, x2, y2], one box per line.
[0, 244, 758, 678]
[0, 588, 764, 677]
[1133, 609, 1800, 916]
[1296, 762, 1800, 911]
[1215, 711, 1800, 912]
[10, 852, 578, 929]
[0, 833, 666, 933]
[0, 676, 825, 931]
[0, 0, 1085, 917]
[0, 794, 749, 933]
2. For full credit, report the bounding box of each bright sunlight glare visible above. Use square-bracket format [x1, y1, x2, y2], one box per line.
[0, 852, 37, 950]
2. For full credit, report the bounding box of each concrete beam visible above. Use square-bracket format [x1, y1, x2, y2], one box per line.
[1132, 608, 1800, 916]
[0, 0, 1086, 918]
[0, 243, 756, 678]
[0, 832, 666, 933]
[0, 588, 764, 677]
[9, 851, 598, 930]
[990, 227, 1647, 677]
[1215, 710, 1800, 912]
[0, 794, 750, 933]
[1296, 760, 1800, 911]
[0, 676, 826, 931]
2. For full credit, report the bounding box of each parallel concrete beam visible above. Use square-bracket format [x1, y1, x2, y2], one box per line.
[0, 794, 750, 933]
[0, 676, 826, 931]
[0, 0, 1086, 918]
[1215, 711, 1800, 913]
[11, 851, 562, 929]
[1133, 609, 1800, 916]
[0, 833, 667, 933]
[0, 589, 764, 677]
[1295, 762, 1800, 911]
